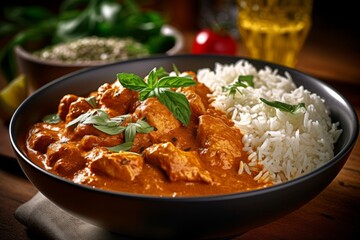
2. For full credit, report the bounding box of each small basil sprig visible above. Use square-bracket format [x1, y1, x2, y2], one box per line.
[260, 98, 306, 114]
[117, 67, 197, 126]
[107, 120, 154, 152]
[85, 96, 97, 108]
[66, 109, 129, 135]
[222, 75, 254, 95]
[42, 113, 61, 124]
[65, 109, 154, 151]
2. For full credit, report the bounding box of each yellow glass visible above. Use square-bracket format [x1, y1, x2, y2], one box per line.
[237, 0, 313, 67]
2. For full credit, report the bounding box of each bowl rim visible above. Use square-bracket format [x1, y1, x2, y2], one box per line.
[9, 54, 359, 202]
[14, 24, 184, 67]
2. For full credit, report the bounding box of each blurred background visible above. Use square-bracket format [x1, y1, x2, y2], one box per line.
[1, 0, 359, 88]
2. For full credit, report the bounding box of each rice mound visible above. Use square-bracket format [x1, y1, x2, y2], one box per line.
[197, 60, 342, 183]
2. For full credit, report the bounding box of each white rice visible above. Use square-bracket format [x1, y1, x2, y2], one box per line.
[197, 60, 342, 184]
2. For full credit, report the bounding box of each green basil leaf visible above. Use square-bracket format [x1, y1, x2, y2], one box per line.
[107, 141, 134, 152]
[238, 75, 254, 87]
[111, 114, 131, 123]
[42, 113, 61, 124]
[82, 110, 109, 125]
[66, 110, 93, 127]
[93, 124, 126, 135]
[157, 76, 197, 88]
[85, 96, 97, 108]
[117, 73, 148, 91]
[260, 98, 306, 114]
[139, 88, 153, 101]
[83, 115, 107, 126]
[146, 68, 157, 89]
[135, 120, 155, 133]
[156, 89, 191, 126]
[117, 67, 196, 126]
[155, 67, 168, 78]
[125, 123, 137, 142]
[172, 64, 180, 76]
[222, 75, 254, 96]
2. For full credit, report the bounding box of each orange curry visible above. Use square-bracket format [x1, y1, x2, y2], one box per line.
[26, 71, 272, 196]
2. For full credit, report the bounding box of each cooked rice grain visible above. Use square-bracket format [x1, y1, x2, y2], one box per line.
[197, 60, 342, 183]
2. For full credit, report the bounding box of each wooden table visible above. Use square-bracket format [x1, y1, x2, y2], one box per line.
[1, 29, 359, 240]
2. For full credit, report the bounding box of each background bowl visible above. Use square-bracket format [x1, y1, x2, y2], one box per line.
[15, 25, 184, 94]
[9, 55, 359, 239]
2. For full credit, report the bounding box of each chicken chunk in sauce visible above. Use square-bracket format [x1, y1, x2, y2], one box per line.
[197, 114, 244, 170]
[144, 142, 212, 184]
[133, 97, 181, 142]
[88, 147, 143, 181]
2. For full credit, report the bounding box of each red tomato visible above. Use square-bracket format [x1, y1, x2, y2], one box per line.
[191, 29, 237, 55]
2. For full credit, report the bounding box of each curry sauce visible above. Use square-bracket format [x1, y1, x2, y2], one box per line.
[25, 71, 272, 196]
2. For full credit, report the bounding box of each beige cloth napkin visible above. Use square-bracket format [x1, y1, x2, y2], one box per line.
[15, 192, 130, 240]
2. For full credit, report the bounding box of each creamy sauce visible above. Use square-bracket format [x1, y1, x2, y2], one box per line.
[25, 75, 272, 197]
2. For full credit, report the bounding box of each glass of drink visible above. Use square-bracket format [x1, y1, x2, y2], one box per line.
[237, 0, 313, 67]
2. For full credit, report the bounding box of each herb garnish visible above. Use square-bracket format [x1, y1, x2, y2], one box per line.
[222, 75, 254, 95]
[42, 113, 61, 124]
[260, 98, 306, 114]
[117, 67, 197, 126]
[66, 109, 154, 151]
[85, 96, 97, 108]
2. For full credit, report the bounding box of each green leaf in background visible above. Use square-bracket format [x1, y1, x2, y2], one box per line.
[146, 35, 176, 54]
[0, 22, 18, 37]
[3, 6, 55, 26]
[0, 0, 174, 82]
[0, 19, 57, 82]
[59, 0, 92, 12]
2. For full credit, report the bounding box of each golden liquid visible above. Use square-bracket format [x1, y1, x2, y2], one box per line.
[237, 0, 312, 67]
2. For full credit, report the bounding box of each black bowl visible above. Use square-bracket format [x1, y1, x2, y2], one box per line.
[9, 55, 359, 239]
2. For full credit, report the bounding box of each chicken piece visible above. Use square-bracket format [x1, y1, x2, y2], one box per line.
[58, 94, 79, 120]
[65, 97, 93, 123]
[96, 83, 113, 99]
[194, 82, 212, 109]
[133, 98, 181, 142]
[88, 147, 143, 181]
[197, 115, 244, 170]
[179, 72, 212, 109]
[27, 123, 59, 153]
[98, 83, 137, 117]
[46, 142, 86, 177]
[177, 87, 206, 117]
[206, 108, 234, 127]
[130, 133, 153, 153]
[143, 142, 212, 184]
[163, 126, 199, 152]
